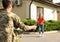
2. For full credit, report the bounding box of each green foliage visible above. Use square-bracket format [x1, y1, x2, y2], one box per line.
[21, 19, 37, 26]
[21, 19, 38, 32]
[21, 19, 60, 32]
[44, 20, 60, 31]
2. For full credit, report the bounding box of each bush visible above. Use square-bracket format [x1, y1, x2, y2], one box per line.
[44, 20, 60, 31]
[21, 19, 37, 26]
[21, 19, 60, 32]
[21, 19, 38, 32]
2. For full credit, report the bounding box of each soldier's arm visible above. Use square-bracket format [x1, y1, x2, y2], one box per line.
[12, 14, 37, 31]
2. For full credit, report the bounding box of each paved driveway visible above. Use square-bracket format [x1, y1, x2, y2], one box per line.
[22, 31, 60, 42]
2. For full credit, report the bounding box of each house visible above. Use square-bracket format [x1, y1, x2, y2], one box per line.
[30, 0, 60, 21]
[0, 0, 60, 21]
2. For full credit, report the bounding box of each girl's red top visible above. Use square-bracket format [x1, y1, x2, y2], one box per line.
[38, 17, 44, 25]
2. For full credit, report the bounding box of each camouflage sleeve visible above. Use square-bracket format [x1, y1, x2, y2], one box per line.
[12, 14, 29, 31]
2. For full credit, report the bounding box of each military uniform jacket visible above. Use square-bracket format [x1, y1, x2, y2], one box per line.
[0, 9, 29, 42]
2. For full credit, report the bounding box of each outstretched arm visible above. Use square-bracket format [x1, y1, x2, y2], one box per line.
[12, 14, 37, 31]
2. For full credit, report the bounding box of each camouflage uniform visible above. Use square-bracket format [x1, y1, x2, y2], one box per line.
[0, 9, 29, 42]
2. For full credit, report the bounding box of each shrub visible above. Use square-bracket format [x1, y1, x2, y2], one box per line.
[21, 19, 37, 26]
[44, 20, 60, 31]
[21, 19, 60, 32]
[21, 19, 38, 32]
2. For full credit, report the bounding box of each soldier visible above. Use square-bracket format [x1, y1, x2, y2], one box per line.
[0, 0, 37, 42]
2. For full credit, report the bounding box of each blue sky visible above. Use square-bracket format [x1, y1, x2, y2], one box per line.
[53, 0, 60, 3]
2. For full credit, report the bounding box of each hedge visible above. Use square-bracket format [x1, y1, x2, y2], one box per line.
[21, 19, 60, 32]
[44, 20, 60, 31]
[21, 19, 37, 26]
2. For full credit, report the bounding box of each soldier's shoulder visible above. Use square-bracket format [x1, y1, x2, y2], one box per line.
[0, 9, 4, 11]
[11, 12, 19, 17]
[10, 12, 17, 16]
[0, 9, 6, 12]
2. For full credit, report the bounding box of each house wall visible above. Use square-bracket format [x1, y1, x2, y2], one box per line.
[44, 8, 57, 21]
[31, 4, 37, 20]
[34, 2, 60, 10]
[31, 1, 60, 21]
[12, 0, 31, 19]
[0, 0, 3, 9]
[12, 1, 27, 18]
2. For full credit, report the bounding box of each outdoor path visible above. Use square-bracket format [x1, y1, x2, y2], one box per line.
[22, 31, 60, 42]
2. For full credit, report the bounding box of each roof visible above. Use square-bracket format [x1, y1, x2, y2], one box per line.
[56, 3, 60, 5]
[33, 0, 60, 7]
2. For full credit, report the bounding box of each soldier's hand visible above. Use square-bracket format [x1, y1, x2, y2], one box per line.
[28, 25, 37, 30]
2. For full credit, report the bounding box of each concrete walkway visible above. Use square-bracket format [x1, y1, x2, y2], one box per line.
[22, 31, 60, 42]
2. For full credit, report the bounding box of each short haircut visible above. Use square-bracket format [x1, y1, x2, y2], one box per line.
[2, 0, 12, 9]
